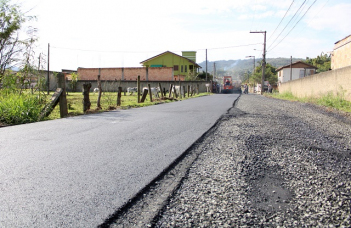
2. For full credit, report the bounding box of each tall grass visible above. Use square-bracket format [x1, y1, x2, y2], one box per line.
[0, 90, 46, 125]
[317, 92, 351, 112]
[267, 91, 351, 113]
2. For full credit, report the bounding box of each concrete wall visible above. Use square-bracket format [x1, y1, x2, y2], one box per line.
[279, 66, 351, 102]
[65, 80, 212, 93]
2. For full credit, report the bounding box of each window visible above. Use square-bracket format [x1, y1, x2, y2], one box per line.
[174, 65, 179, 71]
[185, 65, 187, 72]
[299, 69, 305, 78]
[181, 65, 183, 72]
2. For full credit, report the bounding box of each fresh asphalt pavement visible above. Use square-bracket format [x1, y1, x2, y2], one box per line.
[0, 94, 239, 227]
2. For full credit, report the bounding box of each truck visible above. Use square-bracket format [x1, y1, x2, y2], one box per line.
[222, 76, 242, 93]
[222, 76, 233, 93]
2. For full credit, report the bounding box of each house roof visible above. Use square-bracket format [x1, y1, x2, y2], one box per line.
[276, 61, 318, 71]
[140, 51, 202, 68]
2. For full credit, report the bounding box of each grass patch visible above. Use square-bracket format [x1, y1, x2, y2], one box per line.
[0, 90, 210, 126]
[46, 91, 210, 120]
[266, 91, 351, 113]
[0, 90, 46, 125]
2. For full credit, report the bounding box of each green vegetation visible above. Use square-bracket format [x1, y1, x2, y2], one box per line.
[0, 90, 46, 125]
[194, 71, 213, 81]
[0, 90, 210, 126]
[305, 53, 331, 73]
[0, 0, 36, 81]
[242, 62, 278, 87]
[48, 91, 209, 120]
[267, 91, 351, 113]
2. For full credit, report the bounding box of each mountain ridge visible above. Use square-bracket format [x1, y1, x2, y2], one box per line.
[198, 57, 304, 79]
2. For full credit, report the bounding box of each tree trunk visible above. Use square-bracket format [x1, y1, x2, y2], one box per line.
[97, 75, 102, 109]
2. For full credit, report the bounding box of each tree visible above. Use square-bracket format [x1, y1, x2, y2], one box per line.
[196, 71, 213, 81]
[247, 62, 278, 85]
[305, 53, 331, 73]
[69, 72, 79, 92]
[0, 0, 33, 82]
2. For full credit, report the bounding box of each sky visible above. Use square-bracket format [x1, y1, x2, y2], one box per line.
[14, 0, 351, 71]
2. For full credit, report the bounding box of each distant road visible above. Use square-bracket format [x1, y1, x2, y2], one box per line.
[0, 94, 239, 227]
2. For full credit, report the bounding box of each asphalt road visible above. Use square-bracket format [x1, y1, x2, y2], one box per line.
[0, 94, 239, 227]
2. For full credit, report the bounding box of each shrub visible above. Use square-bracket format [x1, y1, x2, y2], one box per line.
[0, 91, 46, 125]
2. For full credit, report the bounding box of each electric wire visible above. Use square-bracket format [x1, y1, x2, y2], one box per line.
[51, 43, 263, 54]
[268, 0, 318, 52]
[267, 0, 307, 50]
[309, 0, 330, 20]
[268, 0, 295, 41]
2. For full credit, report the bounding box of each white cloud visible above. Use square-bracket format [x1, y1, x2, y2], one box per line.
[306, 3, 351, 34]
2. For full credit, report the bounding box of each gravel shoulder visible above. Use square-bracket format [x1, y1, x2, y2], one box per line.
[155, 94, 351, 227]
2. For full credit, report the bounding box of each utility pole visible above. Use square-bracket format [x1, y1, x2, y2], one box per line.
[47, 43, 50, 95]
[213, 62, 216, 80]
[290, 56, 292, 81]
[205, 49, 208, 81]
[38, 53, 41, 96]
[250, 31, 266, 95]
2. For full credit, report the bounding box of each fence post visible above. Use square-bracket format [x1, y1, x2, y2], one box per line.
[83, 83, 91, 112]
[168, 84, 173, 98]
[148, 84, 153, 102]
[57, 73, 68, 117]
[117, 87, 122, 106]
[137, 75, 141, 103]
[187, 85, 190, 97]
[140, 89, 148, 103]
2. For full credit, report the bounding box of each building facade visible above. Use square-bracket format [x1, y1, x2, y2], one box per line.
[140, 51, 201, 81]
[331, 34, 351, 70]
[277, 61, 318, 85]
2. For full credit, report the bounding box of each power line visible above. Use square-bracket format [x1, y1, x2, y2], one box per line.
[50, 43, 263, 54]
[268, 0, 307, 49]
[199, 43, 262, 51]
[268, 0, 295, 41]
[268, 0, 318, 52]
[309, 0, 330, 20]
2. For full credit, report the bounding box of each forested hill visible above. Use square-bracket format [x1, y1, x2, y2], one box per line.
[198, 57, 304, 80]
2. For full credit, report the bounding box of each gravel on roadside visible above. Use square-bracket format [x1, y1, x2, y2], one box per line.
[155, 94, 351, 227]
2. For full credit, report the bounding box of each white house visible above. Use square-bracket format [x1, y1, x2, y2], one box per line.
[277, 61, 318, 85]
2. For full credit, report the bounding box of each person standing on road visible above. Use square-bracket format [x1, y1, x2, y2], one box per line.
[244, 84, 248, 94]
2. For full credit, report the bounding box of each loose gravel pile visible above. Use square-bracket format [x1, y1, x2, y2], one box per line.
[155, 94, 351, 227]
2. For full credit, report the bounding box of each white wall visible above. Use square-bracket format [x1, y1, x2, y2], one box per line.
[278, 68, 315, 84]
